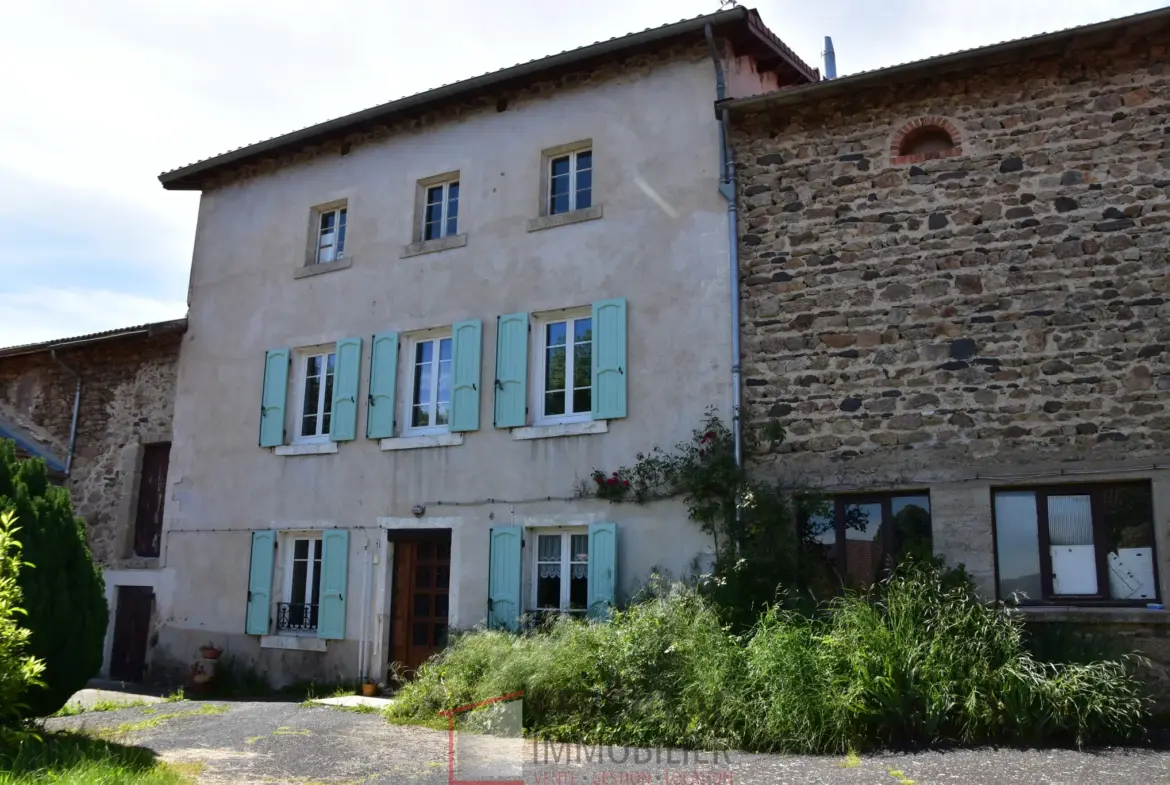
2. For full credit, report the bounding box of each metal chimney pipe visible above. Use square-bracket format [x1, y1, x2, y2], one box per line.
[823, 36, 837, 80]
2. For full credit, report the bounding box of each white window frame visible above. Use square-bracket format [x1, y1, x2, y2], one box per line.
[531, 528, 589, 612]
[547, 148, 592, 216]
[292, 347, 336, 445]
[533, 308, 593, 426]
[316, 206, 347, 264]
[280, 532, 323, 635]
[421, 179, 459, 241]
[404, 329, 454, 436]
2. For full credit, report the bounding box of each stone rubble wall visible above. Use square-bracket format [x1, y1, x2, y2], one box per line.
[0, 332, 182, 565]
[731, 25, 1170, 484]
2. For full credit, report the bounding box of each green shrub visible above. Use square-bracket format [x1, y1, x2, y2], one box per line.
[388, 562, 1150, 752]
[0, 510, 45, 740]
[0, 441, 107, 718]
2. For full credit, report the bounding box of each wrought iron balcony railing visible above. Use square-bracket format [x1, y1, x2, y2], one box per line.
[276, 602, 318, 633]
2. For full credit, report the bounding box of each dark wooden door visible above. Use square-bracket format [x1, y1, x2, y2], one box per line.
[134, 442, 170, 558]
[109, 586, 154, 682]
[391, 536, 451, 671]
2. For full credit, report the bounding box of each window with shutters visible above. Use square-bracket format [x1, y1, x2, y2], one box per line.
[532, 529, 589, 613]
[422, 179, 459, 241]
[533, 309, 592, 425]
[293, 347, 336, 443]
[992, 482, 1158, 605]
[405, 330, 453, 435]
[278, 533, 322, 634]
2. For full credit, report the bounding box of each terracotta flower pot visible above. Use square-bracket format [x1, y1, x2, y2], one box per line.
[361, 682, 378, 697]
[199, 646, 222, 660]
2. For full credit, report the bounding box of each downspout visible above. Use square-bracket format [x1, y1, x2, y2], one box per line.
[51, 350, 81, 475]
[705, 24, 743, 470]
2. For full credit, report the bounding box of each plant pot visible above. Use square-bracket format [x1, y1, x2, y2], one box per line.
[360, 682, 378, 697]
[199, 646, 222, 660]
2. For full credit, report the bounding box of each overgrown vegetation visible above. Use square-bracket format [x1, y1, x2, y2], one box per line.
[0, 441, 108, 718]
[0, 732, 188, 784]
[0, 510, 45, 743]
[387, 563, 1150, 752]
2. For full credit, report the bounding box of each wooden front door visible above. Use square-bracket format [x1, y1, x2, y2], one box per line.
[391, 535, 451, 671]
[109, 586, 154, 682]
[133, 442, 170, 558]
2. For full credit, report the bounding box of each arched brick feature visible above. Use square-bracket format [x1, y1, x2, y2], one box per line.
[889, 116, 963, 165]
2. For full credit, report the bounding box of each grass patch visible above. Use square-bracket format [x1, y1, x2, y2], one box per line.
[52, 699, 149, 718]
[387, 562, 1151, 753]
[161, 689, 185, 704]
[0, 732, 190, 784]
[101, 704, 228, 738]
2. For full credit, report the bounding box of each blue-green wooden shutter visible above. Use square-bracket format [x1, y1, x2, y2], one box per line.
[259, 349, 290, 447]
[246, 531, 276, 635]
[449, 319, 482, 432]
[330, 337, 362, 442]
[493, 312, 529, 428]
[317, 529, 349, 640]
[488, 526, 523, 631]
[587, 523, 617, 620]
[366, 332, 399, 439]
[591, 298, 627, 420]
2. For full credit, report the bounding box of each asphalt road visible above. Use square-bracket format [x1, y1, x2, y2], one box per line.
[43, 700, 1170, 784]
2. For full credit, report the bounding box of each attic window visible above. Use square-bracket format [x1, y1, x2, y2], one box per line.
[889, 117, 962, 166]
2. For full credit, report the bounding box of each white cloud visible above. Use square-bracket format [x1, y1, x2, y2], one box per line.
[0, 287, 186, 348]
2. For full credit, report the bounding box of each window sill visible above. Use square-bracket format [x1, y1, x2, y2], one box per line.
[511, 420, 607, 440]
[274, 442, 338, 456]
[294, 257, 353, 279]
[527, 205, 603, 233]
[1015, 606, 1170, 625]
[259, 635, 328, 652]
[380, 433, 464, 451]
[400, 234, 468, 258]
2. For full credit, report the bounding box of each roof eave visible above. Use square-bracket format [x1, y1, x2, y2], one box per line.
[720, 6, 1170, 116]
[0, 318, 188, 360]
[159, 7, 813, 191]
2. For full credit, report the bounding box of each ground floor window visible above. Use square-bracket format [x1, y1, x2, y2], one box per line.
[279, 535, 322, 632]
[993, 482, 1158, 604]
[534, 530, 589, 611]
[808, 492, 932, 589]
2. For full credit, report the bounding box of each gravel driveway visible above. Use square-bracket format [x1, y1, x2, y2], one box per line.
[44, 699, 1170, 784]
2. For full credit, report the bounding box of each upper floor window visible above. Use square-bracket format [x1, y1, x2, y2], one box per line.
[423, 180, 459, 241]
[296, 349, 336, 443]
[993, 482, 1157, 604]
[546, 146, 592, 215]
[316, 207, 347, 263]
[407, 332, 453, 434]
[535, 311, 592, 425]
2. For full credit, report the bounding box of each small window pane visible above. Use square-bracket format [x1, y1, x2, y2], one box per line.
[435, 565, 449, 588]
[576, 169, 592, 194]
[1102, 485, 1157, 600]
[570, 534, 588, 561]
[576, 188, 592, 210]
[415, 566, 431, 589]
[412, 622, 429, 646]
[573, 318, 591, 343]
[435, 594, 449, 617]
[891, 496, 933, 564]
[413, 594, 430, 617]
[546, 346, 566, 395]
[336, 212, 347, 256]
[326, 353, 336, 373]
[291, 562, 307, 605]
[569, 572, 588, 610]
[416, 341, 434, 364]
[438, 337, 452, 362]
[426, 185, 444, 205]
[572, 388, 591, 414]
[322, 371, 334, 433]
[320, 212, 335, 232]
[575, 151, 592, 172]
[311, 556, 322, 605]
[447, 182, 459, 200]
[435, 403, 449, 426]
[537, 535, 561, 561]
[434, 623, 448, 647]
[545, 391, 566, 417]
[551, 156, 571, 178]
[1048, 495, 1097, 595]
[546, 322, 567, 347]
[537, 572, 561, 609]
[994, 491, 1043, 601]
[573, 344, 591, 389]
[417, 542, 434, 560]
[300, 415, 316, 437]
[843, 502, 883, 589]
[302, 375, 321, 419]
[294, 539, 309, 559]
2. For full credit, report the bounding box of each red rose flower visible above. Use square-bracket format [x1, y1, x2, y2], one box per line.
[622, 480, 630, 488]
[606, 477, 618, 485]
[704, 431, 716, 441]
[594, 475, 604, 485]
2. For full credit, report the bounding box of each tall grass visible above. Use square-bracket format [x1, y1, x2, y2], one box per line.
[387, 562, 1150, 752]
[0, 733, 187, 784]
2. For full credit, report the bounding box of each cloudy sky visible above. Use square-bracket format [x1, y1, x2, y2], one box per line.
[0, 0, 1163, 347]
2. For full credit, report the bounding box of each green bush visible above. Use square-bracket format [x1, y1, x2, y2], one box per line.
[0, 441, 107, 718]
[388, 562, 1150, 752]
[0, 510, 46, 740]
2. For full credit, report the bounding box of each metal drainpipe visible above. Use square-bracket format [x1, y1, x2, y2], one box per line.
[51, 349, 81, 476]
[705, 24, 743, 469]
